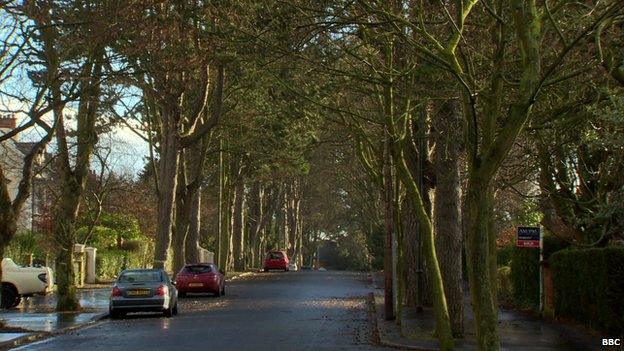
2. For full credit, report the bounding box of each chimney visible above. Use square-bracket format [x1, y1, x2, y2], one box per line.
[0, 114, 17, 130]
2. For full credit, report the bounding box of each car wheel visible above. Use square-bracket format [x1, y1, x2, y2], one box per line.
[173, 303, 178, 316]
[221, 285, 225, 296]
[164, 303, 174, 318]
[1, 284, 17, 309]
[284, 268, 289, 272]
[214, 287, 222, 297]
[263, 267, 268, 272]
[11, 296, 21, 308]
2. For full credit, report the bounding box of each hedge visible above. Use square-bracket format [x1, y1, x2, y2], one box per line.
[96, 249, 146, 280]
[508, 234, 569, 308]
[550, 247, 624, 336]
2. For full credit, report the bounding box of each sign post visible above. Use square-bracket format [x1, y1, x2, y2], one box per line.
[516, 226, 543, 312]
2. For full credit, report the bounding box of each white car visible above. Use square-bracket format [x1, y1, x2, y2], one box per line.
[2, 258, 53, 308]
[288, 262, 298, 271]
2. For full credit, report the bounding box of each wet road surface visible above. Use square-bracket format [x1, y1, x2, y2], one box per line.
[17, 271, 390, 351]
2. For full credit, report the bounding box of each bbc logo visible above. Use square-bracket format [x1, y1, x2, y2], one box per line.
[602, 338, 621, 346]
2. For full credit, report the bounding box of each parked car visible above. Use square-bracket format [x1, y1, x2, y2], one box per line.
[288, 262, 298, 271]
[263, 251, 289, 272]
[175, 263, 225, 297]
[109, 269, 178, 318]
[2, 258, 53, 309]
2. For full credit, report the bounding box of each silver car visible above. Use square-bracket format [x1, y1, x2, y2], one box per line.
[109, 269, 178, 318]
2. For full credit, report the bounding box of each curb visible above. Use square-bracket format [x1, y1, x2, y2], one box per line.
[368, 291, 439, 351]
[0, 311, 108, 350]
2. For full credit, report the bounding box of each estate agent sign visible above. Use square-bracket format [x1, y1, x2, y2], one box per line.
[516, 226, 541, 248]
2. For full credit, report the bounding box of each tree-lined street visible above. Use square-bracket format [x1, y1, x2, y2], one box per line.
[0, 1, 623, 350]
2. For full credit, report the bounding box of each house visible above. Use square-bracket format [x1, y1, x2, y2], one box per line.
[0, 115, 45, 233]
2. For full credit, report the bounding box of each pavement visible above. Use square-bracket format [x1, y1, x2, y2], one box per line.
[370, 272, 609, 351]
[12, 270, 392, 351]
[0, 287, 110, 350]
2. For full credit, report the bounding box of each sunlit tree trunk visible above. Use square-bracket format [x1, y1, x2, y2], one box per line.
[172, 158, 188, 275]
[153, 107, 180, 270]
[232, 176, 245, 271]
[185, 189, 201, 263]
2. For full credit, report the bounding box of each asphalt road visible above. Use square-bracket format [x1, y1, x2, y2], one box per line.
[17, 271, 391, 351]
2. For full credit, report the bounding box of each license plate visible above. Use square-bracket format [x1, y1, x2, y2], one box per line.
[127, 290, 150, 296]
[188, 283, 203, 287]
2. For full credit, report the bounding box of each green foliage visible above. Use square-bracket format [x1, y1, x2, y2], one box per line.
[121, 239, 146, 253]
[77, 213, 145, 249]
[509, 234, 569, 308]
[77, 226, 117, 249]
[335, 232, 371, 271]
[315, 233, 371, 271]
[550, 247, 624, 335]
[96, 249, 151, 280]
[497, 245, 514, 267]
[4, 231, 48, 265]
[510, 245, 540, 308]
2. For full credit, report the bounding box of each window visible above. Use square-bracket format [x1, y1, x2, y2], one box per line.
[268, 252, 283, 260]
[118, 271, 162, 283]
[183, 265, 213, 274]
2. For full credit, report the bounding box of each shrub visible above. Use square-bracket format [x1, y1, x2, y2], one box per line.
[497, 245, 514, 266]
[550, 247, 624, 336]
[78, 212, 147, 250]
[5, 231, 48, 265]
[509, 234, 569, 308]
[96, 249, 145, 280]
[121, 240, 146, 253]
[510, 245, 540, 308]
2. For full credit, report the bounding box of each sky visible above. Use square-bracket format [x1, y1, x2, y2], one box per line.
[3, 107, 150, 178]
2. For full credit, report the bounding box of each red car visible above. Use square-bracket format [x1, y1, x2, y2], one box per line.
[175, 263, 225, 297]
[263, 251, 289, 272]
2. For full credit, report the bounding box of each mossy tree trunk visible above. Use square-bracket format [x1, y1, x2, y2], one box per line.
[433, 99, 464, 337]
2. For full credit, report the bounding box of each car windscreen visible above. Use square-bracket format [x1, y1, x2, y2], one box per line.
[183, 265, 213, 274]
[268, 252, 283, 259]
[118, 271, 162, 283]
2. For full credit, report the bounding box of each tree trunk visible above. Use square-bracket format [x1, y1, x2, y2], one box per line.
[402, 112, 433, 309]
[185, 189, 201, 263]
[0, 168, 16, 308]
[402, 199, 420, 307]
[286, 180, 301, 263]
[282, 188, 289, 251]
[217, 139, 227, 270]
[53, 48, 104, 311]
[53, 180, 83, 311]
[172, 159, 188, 276]
[433, 99, 464, 337]
[226, 186, 234, 271]
[464, 173, 498, 350]
[247, 183, 262, 268]
[153, 108, 180, 269]
[232, 176, 245, 271]
[383, 139, 395, 320]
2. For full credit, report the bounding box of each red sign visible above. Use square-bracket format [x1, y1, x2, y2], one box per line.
[517, 227, 540, 248]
